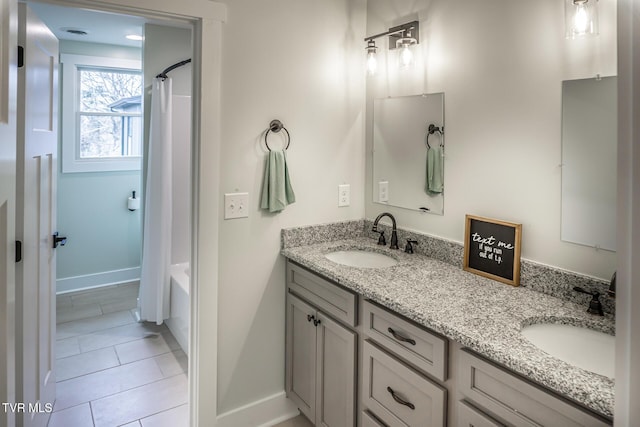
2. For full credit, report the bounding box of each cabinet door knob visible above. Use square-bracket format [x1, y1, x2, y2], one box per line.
[386, 387, 415, 410]
[313, 319, 321, 327]
[388, 327, 416, 346]
[307, 314, 315, 323]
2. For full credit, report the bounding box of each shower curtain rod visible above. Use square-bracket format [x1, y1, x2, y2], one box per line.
[156, 59, 192, 80]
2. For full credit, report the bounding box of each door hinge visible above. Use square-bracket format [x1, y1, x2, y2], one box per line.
[15, 240, 22, 263]
[17, 46, 24, 68]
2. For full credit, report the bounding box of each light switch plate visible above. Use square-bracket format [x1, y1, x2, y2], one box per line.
[378, 181, 389, 203]
[338, 184, 350, 207]
[224, 192, 249, 219]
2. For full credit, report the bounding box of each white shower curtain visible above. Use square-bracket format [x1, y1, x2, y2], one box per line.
[139, 78, 173, 324]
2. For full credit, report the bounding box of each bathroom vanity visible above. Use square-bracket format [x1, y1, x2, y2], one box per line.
[282, 224, 614, 427]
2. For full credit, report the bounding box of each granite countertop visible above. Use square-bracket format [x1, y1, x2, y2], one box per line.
[281, 237, 615, 419]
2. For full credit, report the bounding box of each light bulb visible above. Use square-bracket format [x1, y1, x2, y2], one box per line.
[400, 43, 413, 68]
[366, 51, 377, 76]
[573, 3, 588, 34]
[565, 0, 598, 38]
[365, 40, 378, 76]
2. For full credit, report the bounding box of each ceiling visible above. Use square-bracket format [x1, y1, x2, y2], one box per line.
[27, 2, 149, 48]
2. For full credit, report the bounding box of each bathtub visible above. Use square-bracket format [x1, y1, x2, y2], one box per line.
[167, 262, 190, 356]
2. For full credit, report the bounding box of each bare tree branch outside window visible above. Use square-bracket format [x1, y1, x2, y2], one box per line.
[79, 68, 142, 158]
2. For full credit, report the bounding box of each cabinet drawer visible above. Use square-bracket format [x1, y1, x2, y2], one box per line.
[362, 340, 446, 427]
[459, 349, 611, 427]
[363, 300, 447, 382]
[457, 400, 503, 427]
[287, 262, 357, 327]
[362, 410, 386, 427]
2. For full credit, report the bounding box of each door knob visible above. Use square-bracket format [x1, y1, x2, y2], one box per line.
[53, 232, 67, 249]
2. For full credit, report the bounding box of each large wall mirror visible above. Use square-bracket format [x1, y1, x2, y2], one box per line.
[561, 76, 617, 251]
[372, 93, 445, 215]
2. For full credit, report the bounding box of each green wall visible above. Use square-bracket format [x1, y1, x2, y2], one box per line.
[56, 41, 142, 293]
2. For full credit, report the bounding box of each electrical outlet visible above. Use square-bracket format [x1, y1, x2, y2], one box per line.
[379, 181, 389, 203]
[338, 184, 350, 207]
[224, 192, 249, 219]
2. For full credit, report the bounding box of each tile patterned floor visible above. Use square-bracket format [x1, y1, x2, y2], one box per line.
[51, 282, 188, 427]
[52, 283, 309, 426]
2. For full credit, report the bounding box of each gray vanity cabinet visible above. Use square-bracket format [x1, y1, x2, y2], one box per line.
[362, 301, 447, 382]
[286, 293, 319, 421]
[458, 349, 611, 427]
[286, 263, 358, 427]
[361, 301, 448, 427]
[362, 340, 447, 426]
[284, 260, 612, 427]
[457, 401, 504, 427]
[362, 411, 386, 427]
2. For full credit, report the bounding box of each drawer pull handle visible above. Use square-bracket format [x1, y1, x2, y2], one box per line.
[387, 387, 415, 410]
[388, 328, 416, 346]
[313, 319, 321, 326]
[307, 314, 315, 322]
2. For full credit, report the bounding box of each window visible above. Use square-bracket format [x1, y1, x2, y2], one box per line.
[61, 54, 142, 173]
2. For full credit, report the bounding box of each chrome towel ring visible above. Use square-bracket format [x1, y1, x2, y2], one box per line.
[264, 119, 290, 151]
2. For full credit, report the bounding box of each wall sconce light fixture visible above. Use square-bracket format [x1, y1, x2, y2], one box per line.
[366, 40, 378, 76]
[565, 0, 599, 38]
[364, 21, 420, 75]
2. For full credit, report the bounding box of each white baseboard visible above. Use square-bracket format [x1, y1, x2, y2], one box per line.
[216, 391, 299, 427]
[56, 267, 140, 294]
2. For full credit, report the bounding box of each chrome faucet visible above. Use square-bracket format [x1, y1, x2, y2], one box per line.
[372, 212, 399, 249]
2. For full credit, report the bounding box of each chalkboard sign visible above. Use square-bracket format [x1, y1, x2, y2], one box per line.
[463, 215, 522, 286]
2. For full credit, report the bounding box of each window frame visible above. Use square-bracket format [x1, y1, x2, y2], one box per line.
[61, 53, 142, 173]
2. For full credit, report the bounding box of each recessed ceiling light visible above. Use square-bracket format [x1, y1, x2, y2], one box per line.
[61, 27, 89, 36]
[126, 34, 144, 41]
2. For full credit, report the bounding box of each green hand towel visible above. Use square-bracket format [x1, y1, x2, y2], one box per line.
[426, 145, 444, 194]
[260, 150, 296, 213]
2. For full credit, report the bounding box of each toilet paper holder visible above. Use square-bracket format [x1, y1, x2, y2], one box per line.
[128, 191, 140, 211]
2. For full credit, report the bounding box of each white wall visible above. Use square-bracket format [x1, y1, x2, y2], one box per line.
[365, 0, 617, 280]
[143, 24, 192, 99]
[171, 95, 191, 265]
[217, 0, 367, 413]
[56, 41, 142, 292]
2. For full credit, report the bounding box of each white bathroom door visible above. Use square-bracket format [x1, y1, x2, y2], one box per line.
[0, 0, 18, 426]
[15, 4, 59, 426]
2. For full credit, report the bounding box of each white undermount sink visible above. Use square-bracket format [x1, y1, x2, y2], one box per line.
[324, 250, 398, 268]
[520, 323, 615, 378]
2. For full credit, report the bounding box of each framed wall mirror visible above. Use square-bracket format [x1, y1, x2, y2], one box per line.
[372, 93, 445, 215]
[561, 76, 617, 251]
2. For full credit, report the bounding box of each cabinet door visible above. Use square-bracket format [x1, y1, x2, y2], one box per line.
[315, 312, 357, 427]
[286, 293, 318, 422]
